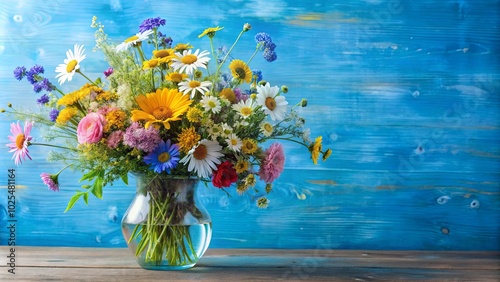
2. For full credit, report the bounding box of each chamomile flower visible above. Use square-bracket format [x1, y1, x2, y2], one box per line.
[260, 122, 273, 137]
[200, 95, 221, 114]
[232, 98, 256, 119]
[180, 139, 223, 178]
[170, 49, 210, 76]
[115, 29, 154, 52]
[55, 44, 86, 85]
[256, 82, 288, 121]
[179, 79, 212, 98]
[225, 134, 242, 152]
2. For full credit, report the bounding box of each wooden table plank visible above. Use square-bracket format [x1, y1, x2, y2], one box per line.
[1, 247, 499, 281]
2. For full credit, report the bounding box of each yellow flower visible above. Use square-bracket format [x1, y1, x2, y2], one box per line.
[142, 58, 159, 70]
[95, 90, 118, 102]
[165, 72, 188, 83]
[174, 43, 193, 52]
[234, 159, 249, 173]
[56, 107, 78, 124]
[228, 59, 252, 83]
[131, 88, 192, 129]
[57, 83, 100, 106]
[104, 109, 127, 132]
[241, 138, 258, 155]
[236, 182, 249, 195]
[186, 107, 203, 123]
[177, 126, 201, 153]
[219, 88, 236, 103]
[244, 173, 256, 187]
[322, 148, 332, 162]
[198, 26, 224, 38]
[310, 136, 323, 165]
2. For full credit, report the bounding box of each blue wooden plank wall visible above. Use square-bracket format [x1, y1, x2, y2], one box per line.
[0, 0, 499, 251]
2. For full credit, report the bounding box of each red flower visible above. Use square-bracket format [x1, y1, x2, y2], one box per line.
[212, 161, 238, 188]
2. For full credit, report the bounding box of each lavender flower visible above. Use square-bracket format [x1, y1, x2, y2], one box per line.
[107, 130, 124, 149]
[49, 108, 59, 122]
[40, 172, 59, 192]
[103, 67, 113, 78]
[13, 66, 26, 80]
[37, 94, 50, 105]
[123, 122, 161, 153]
[139, 17, 166, 32]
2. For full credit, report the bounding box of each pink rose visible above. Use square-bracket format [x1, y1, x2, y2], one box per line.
[77, 113, 106, 144]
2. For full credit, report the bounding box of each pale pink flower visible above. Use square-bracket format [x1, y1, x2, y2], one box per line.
[6, 121, 33, 165]
[258, 143, 285, 183]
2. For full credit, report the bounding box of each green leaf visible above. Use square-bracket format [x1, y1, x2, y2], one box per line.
[91, 175, 103, 199]
[79, 169, 100, 183]
[95, 77, 102, 85]
[121, 173, 129, 186]
[83, 193, 89, 205]
[64, 192, 84, 213]
[81, 184, 91, 189]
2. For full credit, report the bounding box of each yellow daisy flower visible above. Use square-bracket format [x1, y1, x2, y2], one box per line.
[234, 159, 249, 174]
[174, 43, 194, 52]
[56, 107, 78, 125]
[219, 88, 236, 103]
[177, 126, 201, 153]
[229, 59, 252, 83]
[310, 136, 323, 165]
[241, 138, 258, 155]
[142, 58, 159, 70]
[165, 72, 189, 83]
[198, 26, 224, 38]
[131, 88, 192, 129]
[186, 107, 204, 123]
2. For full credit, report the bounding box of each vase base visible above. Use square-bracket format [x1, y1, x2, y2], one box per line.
[138, 262, 196, 271]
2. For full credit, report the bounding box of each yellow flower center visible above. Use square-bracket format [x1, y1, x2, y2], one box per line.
[181, 54, 198, 64]
[66, 60, 78, 73]
[235, 67, 246, 79]
[189, 80, 201, 88]
[241, 107, 252, 116]
[265, 97, 277, 110]
[231, 139, 238, 146]
[169, 73, 183, 82]
[125, 35, 139, 43]
[15, 134, 25, 149]
[208, 101, 217, 108]
[158, 152, 171, 163]
[147, 59, 158, 68]
[152, 106, 173, 120]
[219, 88, 236, 103]
[193, 144, 207, 160]
[154, 49, 170, 58]
[264, 123, 273, 132]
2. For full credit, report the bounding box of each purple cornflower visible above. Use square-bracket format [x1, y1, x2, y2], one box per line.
[26, 65, 45, 85]
[139, 17, 166, 32]
[37, 94, 50, 105]
[40, 172, 60, 192]
[41, 78, 55, 91]
[49, 108, 59, 122]
[33, 83, 44, 93]
[13, 66, 27, 80]
[158, 32, 172, 48]
[123, 122, 161, 153]
[103, 67, 113, 78]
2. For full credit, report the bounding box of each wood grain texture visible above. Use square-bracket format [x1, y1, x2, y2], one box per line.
[0, 0, 499, 251]
[0, 247, 499, 281]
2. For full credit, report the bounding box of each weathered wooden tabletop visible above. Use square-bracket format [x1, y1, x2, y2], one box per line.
[0, 247, 499, 281]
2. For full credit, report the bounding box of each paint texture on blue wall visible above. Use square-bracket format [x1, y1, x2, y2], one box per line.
[0, 0, 499, 250]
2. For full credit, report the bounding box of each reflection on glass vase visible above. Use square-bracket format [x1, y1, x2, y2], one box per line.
[121, 174, 212, 270]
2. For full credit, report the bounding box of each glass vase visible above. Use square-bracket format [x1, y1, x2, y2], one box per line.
[121, 174, 212, 270]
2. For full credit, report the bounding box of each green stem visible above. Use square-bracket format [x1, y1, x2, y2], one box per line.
[76, 70, 99, 87]
[216, 29, 245, 75]
[247, 48, 260, 65]
[29, 142, 78, 152]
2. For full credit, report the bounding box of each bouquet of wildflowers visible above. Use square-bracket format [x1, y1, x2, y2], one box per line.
[4, 16, 331, 265]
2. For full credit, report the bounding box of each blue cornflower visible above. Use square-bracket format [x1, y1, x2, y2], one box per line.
[37, 94, 50, 105]
[158, 32, 172, 48]
[139, 17, 166, 32]
[26, 65, 45, 85]
[252, 69, 263, 82]
[255, 32, 277, 61]
[41, 78, 55, 92]
[13, 66, 27, 81]
[263, 50, 277, 62]
[144, 140, 180, 173]
[49, 109, 59, 122]
[33, 83, 44, 93]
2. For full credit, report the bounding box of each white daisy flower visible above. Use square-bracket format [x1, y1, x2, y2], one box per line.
[170, 49, 210, 75]
[232, 98, 256, 119]
[220, 123, 233, 137]
[178, 79, 212, 98]
[225, 133, 242, 152]
[55, 44, 86, 85]
[256, 83, 288, 121]
[180, 139, 223, 178]
[206, 123, 223, 140]
[200, 95, 221, 114]
[234, 120, 249, 128]
[115, 29, 154, 52]
[260, 122, 273, 137]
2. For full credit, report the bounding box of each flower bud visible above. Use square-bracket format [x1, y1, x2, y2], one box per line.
[7, 103, 12, 107]
[243, 23, 251, 32]
[250, 93, 257, 100]
[258, 80, 267, 86]
[300, 98, 307, 107]
[281, 85, 288, 93]
[0, 109, 5, 113]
